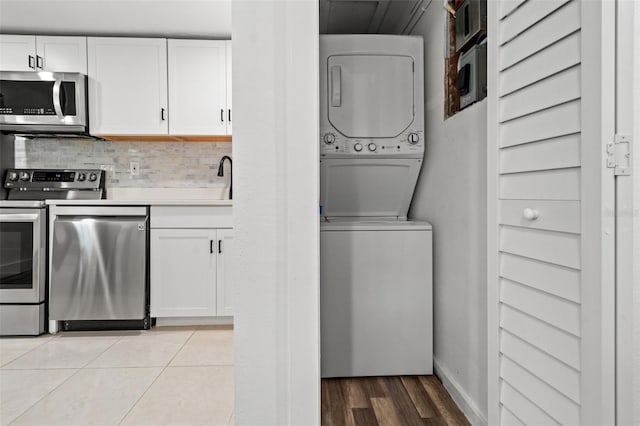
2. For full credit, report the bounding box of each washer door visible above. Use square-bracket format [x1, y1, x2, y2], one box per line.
[320, 158, 422, 218]
[327, 54, 415, 138]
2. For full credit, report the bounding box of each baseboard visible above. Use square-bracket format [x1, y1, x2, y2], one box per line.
[155, 316, 233, 327]
[433, 357, 488, 426]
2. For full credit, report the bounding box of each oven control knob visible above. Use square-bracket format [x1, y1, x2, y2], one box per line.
[323, 133, 336, 145]
[89, 173, 98, 182]
[7, 171, 18, 182]
[77, 173, 86, 181]
[353, 143, 363, 152]
[408, 133, 420, 144]
[18, 171, 30, 181]
[368, 143, 377, 152]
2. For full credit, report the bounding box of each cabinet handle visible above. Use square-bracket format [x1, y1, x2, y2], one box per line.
[36, 55, 43, 69]
[161, 108, 166, 121]
[210, 240, 214, 254]
[220, 109, 224, 122]
[218, 240, 222, 254]
[228, 109, 231, 123]
[28, 55, 35, 69]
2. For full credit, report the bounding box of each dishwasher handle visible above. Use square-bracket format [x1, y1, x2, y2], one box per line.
[51, 206, 148, 217]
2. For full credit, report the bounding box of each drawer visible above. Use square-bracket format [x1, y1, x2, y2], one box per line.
[151, 205, 232, 228]
[499, 199, 580, 234]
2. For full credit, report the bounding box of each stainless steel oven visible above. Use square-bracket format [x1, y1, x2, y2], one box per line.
[0, 167, 107, 335]
[0, 203, 46, 335]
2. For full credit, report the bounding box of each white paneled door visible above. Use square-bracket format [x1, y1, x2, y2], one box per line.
[167, 39, 227, 135]
[488, 1, 617, 425]
[87, 37, 168, 135]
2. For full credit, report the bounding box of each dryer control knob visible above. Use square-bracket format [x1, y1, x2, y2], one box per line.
[353, 143, 363, 152]
[323, 133, 336, 144]
[408, 133, 420, 144]
[89, 173, 98, 182]
[18, 171, 30, 181]
[77, 173, 86, 182]
[368, 143, 377, 152]
[7, 171, 18, 181]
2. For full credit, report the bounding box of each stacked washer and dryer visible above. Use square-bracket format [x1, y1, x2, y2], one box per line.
[320, 35, 433, 378]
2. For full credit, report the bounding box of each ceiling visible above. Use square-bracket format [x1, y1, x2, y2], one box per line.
[0, 0, 231, 38]
[0, 0, 428, 39]
[319, 0, 430, 35]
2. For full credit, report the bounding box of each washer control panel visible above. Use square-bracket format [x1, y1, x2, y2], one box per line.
[320, 128, 424, 157]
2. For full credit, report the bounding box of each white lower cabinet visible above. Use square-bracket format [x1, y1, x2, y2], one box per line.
[150, 205, 233, 318]
[150, 228, 218, 317]
[216, 228, 234, 316]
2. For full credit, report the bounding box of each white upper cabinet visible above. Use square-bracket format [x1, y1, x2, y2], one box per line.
[0, 35, 36, 71]
[225, 40, 232, 135]
[168, 39, 227, 135]
[88, 37, 168, 135]
[0, 35, 86, 73]
[36, 36, 87, 73]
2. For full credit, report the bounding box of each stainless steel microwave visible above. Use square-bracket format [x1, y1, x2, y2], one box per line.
[0, 71, 88, 134]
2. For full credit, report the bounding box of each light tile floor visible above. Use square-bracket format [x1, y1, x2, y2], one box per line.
[0, 326, 234, 426]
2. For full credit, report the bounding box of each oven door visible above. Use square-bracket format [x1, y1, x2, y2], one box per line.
[0, 208, 46, 303]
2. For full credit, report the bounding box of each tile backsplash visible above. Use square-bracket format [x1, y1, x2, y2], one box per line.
[14, 137, 232, 189]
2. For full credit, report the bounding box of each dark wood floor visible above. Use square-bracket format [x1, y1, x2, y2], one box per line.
[322, 375, 470, 426]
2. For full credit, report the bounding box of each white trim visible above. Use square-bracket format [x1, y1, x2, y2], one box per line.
[434, 358, 488, 426]
[579, 1, 617, 424]
[155, 317, 233, 327]
[486, 0, 500, 424]
[231, 1, 320, 424]
[615, 0, 639, 424]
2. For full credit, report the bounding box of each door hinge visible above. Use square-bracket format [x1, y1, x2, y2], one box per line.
[607, 134, 632, 176]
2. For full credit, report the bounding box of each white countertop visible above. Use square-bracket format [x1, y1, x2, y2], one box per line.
[45, 188, 232, 206]
[46, 199, 232, 206]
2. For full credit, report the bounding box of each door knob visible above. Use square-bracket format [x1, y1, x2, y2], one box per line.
[523, 208, 539, 220]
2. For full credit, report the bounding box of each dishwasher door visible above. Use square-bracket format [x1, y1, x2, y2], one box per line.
[50, 208, 148, 321]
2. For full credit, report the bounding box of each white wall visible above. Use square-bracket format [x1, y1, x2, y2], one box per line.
[409, 6, 488, 425]
[632, 2, 640, 422]
[232, 1, 320, 425]
[0, 0, 231, 38]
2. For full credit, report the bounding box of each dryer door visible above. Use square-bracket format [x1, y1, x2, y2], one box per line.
[320, 158, 422, 219]
[327, 55, 415, 138]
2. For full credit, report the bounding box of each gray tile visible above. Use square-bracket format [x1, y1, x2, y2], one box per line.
[11, 368, 162, 426]
[120, 366, 233, 426]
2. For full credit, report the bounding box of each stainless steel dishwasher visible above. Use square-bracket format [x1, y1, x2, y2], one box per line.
[49, 206, 150, 331]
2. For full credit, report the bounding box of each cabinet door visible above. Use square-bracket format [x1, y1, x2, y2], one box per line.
[216, 228, 234, 316]
[168, 39, 226, 135]
[36, 36, 87, 73]
[0, 35, 36, 71]
[151, 228, 217, 317]
[88, 37, 168, 135]
[225, 40, 232, 135]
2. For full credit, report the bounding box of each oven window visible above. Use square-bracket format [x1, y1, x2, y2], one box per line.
[0, 222, 34, 289]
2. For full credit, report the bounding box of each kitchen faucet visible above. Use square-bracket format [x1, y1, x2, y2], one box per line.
[217, 156, 233, 200]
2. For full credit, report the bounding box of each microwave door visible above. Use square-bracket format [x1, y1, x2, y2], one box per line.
[0, 71, 87, 132]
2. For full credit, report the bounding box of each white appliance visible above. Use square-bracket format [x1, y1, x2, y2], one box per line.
[319, 35, 433, 377]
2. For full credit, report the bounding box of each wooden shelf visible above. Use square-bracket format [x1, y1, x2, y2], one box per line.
[97, 135, 232, 142]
